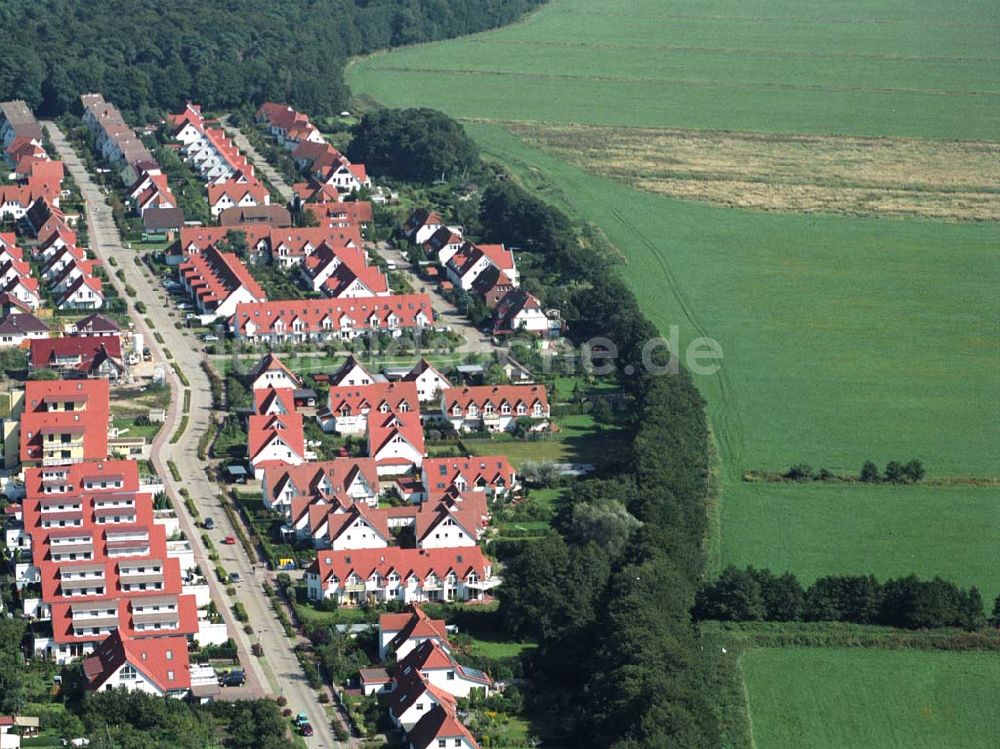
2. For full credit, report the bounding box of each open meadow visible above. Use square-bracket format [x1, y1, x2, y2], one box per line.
[741, 648, 1000, 748]
[348, 0, 999, 600]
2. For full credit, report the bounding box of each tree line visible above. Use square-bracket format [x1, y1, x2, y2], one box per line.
[695, 566, 993, 631]
[0, 0, 547, 120]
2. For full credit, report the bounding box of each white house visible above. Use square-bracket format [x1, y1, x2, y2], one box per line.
[396, 639, 493, 699]
[388, 671, 457, 730]
[248, 353, 302, 391]
[402, 359, 452, 403]
[82, 631, 191, 698]
[440, 385, 550, 433]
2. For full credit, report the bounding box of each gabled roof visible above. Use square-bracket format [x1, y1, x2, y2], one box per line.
[30, 335, 122, 373]
[0, 311, 47, 336]
[72, 313, 121, 335]
[329, 354, 375, 387]
[248, 352, 302, 386]
[83, 630, 191, 693]
[309, 546, 491, 587]
[402, 359, 452, 388]
[407, 704, 480, 749]
[265, 458, 379, 507]
[442, 385, 549, 413]
[328, 503, 390, 544]
[383, 605, 451, 653]
[247, 412, 305, 463]
[253, 385, 296, 415]
[388, 670, 456, 719]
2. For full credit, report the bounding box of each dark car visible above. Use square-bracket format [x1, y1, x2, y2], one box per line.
[203, 517, 215, 530]
[221, 670, 245, 687]
[299, 724, 313, 737]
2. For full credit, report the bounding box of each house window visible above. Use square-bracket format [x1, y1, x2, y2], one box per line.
[447, 671, 455, 680]
[501, 403, 510, 414]
[121, 665, 137, 680]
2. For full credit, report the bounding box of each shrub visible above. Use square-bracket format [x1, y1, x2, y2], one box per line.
[135, 301, 147, 314]
[124, 284, 136, 297]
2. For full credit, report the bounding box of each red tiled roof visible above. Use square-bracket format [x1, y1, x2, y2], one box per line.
[232, 294, 433, 338]
[83, 630, 191, 692]
[442, 385, 549, 413]
[327, 380, 419, 418]
[20, 379, 110, 463]
[309, 546, 491, 587]
[265, 458, 378, 506]
[407, 704, 480, 749]
[29, 335, 121, 373]
[247, 412, 305, 464]
[179, 245, 266, 307]
[207, 180, 268, 208]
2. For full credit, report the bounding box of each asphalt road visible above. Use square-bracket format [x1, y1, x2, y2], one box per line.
[45, 122, 342, 749]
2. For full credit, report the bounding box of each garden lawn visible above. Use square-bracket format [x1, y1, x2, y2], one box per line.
[741, 648, 1000, 749]
[720, 482, 1000, 599]
[467, 414, 628, 469]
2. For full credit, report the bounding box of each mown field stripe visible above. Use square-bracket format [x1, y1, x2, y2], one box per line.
[464, 38, 1000, 64]
[554, 9, 1000, 30]
[366, 65, 1000, 98]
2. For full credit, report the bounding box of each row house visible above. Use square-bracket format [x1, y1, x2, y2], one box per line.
[230, 293, 434, 344]
[206, 180, 270, 218]
[54, 273, 104, 311]
[70, 313, 121, 338]
[405, 703, 481, 749]
[127, 168, 177, 217]
[419, 456, 517, 500]
[262, 457, 380, 515]
[304, 199, 374, 230]
[80, 94, 154, 186]
[318, 380, 419, 436]
[165, 224, 271, 265]
[248, 411, 306, 480]
[440, 385, 550, 433]
[0, 100, 43, 150]
[178, 244, 267, 319]
[367, 408, 426, 476]
[255, 102, 325, 151]
[0, 185, 49, 222]
[304, 546, 498, 605]
[169, 103, 256, 184]
[29, 336, 126, 380]
[17, 459, 203, 663]
[41, 243, 86, 282]
[0, 237, 41, 310]
[444, 242, 518, 291]
[301, 241, 388, 297]
[268, 226, 364, 268]
[19, 379, 110, 466]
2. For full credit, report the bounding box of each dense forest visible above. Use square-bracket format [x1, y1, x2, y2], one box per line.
[0, 0, 546, 119]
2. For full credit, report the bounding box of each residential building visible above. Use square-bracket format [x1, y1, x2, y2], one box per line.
[440, 385, 550, 432]
[29, 337, 126, 379]
[406, 704, 480, 749]
[231, 294, 434, 344]
[0, 312, 47, 347]
[378, 605, 451, 660]
[396, 638, 493, 699]
[419, 456, 517, 499]
[317, 380, 419, 435]
[304, 546, 498, 605]
[206, 181, 270, 218]
[262, 458, 379, 514]
[19, 380, 110, 466]
[248, 352, 302, 391]
[402, 359, 453, 404]
[493, 288, 559, 336]
[248, 412, 306, 479]
[388, 670, 457, 731]
[444, 243, 518, 291]
[83, 631, 191, 698]
[178, 244, 266, 319]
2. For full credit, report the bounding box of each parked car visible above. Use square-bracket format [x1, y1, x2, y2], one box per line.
[222, 536, 236, 545]
[203, 334, 219, 342]
[294, 714, 309, 727]
[229, 572, 241, 583]
[220, 670, 245, 687]
[299, 724, 313, 737]
[203, 517, 215, 530]
[177, 302, 192, 310]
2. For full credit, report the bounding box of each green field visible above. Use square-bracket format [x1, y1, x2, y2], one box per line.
[741, 648, 1000, 748]
[720, 482, 1000, 599]
[351, 0, 1000, 140]
[348, 0, 1000, 594]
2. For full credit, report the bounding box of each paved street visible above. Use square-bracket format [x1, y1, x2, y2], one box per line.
[376, 242, 488, 353]
[222, 119, 295, 202]
[45, 122, 342, 749]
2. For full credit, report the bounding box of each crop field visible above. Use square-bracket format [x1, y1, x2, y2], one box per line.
[719, 482, 1000, 598]
[349, 0, 999, 592]
[741, 648, 1000, 748]
[350, 0, 1000, 140]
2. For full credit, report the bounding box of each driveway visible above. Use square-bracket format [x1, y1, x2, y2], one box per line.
[45, 122, 343, 749]
[221, 119, 295, 203]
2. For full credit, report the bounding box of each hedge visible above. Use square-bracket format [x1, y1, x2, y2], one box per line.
[232, 602, 249, 623]
[171, 362, 190, 386]
[167, 460, 182, 481]
[169, 415, 188, 443]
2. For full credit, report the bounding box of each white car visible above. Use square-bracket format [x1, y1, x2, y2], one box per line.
[177, 302, 192, 310]
[203, 334, 219, 342]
